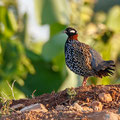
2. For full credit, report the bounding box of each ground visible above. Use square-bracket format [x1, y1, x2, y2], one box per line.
[0, 85, 120, 120]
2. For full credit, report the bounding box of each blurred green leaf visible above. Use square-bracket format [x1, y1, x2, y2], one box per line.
[7, 9, 18, 32]
[34, 0, 70, 25]
[50, 23, 66, 37]
[42, 33, 67, 61]
[114, 78, 120, 84]
[80, 5, 93, 22]
[107, 6, 120, 32]
[0, 80, 25, 99]
[110, 34, 120, 60]
[94, 12, 106, 23]
[17, 58, 67, 96]
[0, 6, 18, 37]
[52, 52, 65, 72]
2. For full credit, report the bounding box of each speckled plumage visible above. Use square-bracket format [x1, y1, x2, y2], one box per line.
[64, 27, 115, 86]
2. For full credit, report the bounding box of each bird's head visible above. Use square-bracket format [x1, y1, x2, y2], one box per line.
[64, 27, 78, 37]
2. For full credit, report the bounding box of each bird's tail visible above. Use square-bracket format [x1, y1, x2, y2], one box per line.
[96, 60, 115, 78]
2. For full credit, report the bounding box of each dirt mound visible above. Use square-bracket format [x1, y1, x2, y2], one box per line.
[0, 85, 120, 120]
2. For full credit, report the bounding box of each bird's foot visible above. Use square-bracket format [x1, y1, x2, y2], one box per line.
[82, 77, 88, 87]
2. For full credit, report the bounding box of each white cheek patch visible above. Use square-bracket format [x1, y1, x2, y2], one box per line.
[70, 30, 75, 33]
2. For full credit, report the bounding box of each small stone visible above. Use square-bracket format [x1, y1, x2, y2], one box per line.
[72, 103, 82, 112]
[16, 110, 22, 114]
[91, 101, 103, 112]
[20, 103, 48, 112]
[86, 98, 90, 102]
[71, 103, 93, 113]
[87, 111, 119, 120]
[56, 105, 65, 111]
[82, 106, 93, 113]
[11, 104, 24, 110]
[99, 93, 112, 103]
[81, 118, 88, 120]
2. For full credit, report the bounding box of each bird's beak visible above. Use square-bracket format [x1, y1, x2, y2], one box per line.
[64, 30, 67, 33]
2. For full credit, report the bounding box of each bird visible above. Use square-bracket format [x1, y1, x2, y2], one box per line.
[64, 27, 115, 86]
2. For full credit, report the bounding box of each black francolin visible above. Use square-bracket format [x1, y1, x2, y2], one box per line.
[64, 27, 115, 86]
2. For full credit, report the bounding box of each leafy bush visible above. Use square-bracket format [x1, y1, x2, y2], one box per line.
[0, 0, 120, 100]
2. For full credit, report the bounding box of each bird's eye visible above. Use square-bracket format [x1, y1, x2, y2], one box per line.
[70, 30, 75, 33]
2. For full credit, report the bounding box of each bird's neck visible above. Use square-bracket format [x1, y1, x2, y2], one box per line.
[68, 34, 78, 40]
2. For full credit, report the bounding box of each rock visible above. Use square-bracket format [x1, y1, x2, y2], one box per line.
[81, 106, 93, 113]
[11, 104, 24, 110]
[91, 101, 103, 112]
[56, 105, 65, 111]
[99, 93, 112, 103]
[20, 103, 48, 112]
[87, 111, 119, 120]
[70, 103, 93, 113]
[72, 102, 82, 112]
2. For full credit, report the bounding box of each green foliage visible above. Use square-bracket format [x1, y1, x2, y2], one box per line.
[34, 0, 70, 25]
[66, 88, 77, 99]
[0, 99, 12, 116]
[0, 0, 120, 100]
[68, 1, 120, 85]
[0, 2, 34, 99]
[42, 33, 66, 62]
[107, 6, 120, 32]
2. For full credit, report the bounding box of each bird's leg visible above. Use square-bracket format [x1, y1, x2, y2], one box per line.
[82, 77, 88, 86]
